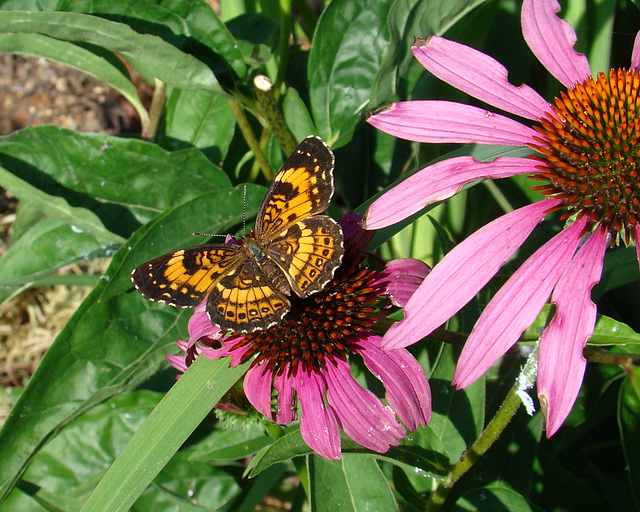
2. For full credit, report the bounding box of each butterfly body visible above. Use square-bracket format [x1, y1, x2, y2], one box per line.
[132, 136, 344, 333]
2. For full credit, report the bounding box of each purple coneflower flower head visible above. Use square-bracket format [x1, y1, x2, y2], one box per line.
[365, 0, 638, 436]
[168, 212, 431, 459]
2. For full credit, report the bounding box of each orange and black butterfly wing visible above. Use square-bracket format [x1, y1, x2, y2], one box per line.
[264, 215, 344, 297]
[205, 255, 291, 333]
[256, 135, 336, 238]
[131, 244, 244, 308]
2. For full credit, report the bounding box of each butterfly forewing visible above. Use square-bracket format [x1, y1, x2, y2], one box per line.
[256, 135, 335, 238]
[131, 244, 244, 308]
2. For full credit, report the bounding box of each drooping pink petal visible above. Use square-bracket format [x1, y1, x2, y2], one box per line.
[521, 0, 591, 88]
[379, 258, 431, 307]
[382, 198, 561, 350]
[325, 359, 404, 453]
[297, 371, 341, 460]
[631, 31, 640, 71]
[364, 156, 539, 230]
[412, 36, 549, 121]
[274, 368, 297, 424]
[243, 365, 275, 421]
[367, 101, 538, 146]
[538, 227, 607, 437]
[453, 216, 589, 389]
[187, 303, 222, 343]
[359, 337, 431, 430]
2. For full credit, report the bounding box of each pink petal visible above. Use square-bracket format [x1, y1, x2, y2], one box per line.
[188, 304, 222, 342]
[297, 372, 341, 460]
[364, 156, 539, 230]
[521, 0, 591, 88]
[325, 359, 404, 453]
[367, 101, 538, 146]
[274, 369, 297, 425]
[412, 36, 549, 121]
[359, 337, 431, 430]
[631, 31, 640, 71]
[243, 365, 275, 421]
[379, 258, 431, 307]
[453, 216, 589, 389]
[382, 199, 561, 350]
[538, 228, 607, 437]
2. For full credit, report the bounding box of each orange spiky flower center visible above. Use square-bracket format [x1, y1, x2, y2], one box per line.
[528, 68, 640, 245]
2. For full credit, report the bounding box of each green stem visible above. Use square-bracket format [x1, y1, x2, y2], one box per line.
[275, 0, 293, 91]
[143, 78, 165, 140]
[425, 344, 540, 511]
[254, 75, 298, 155]
[227, 97, 274, 181]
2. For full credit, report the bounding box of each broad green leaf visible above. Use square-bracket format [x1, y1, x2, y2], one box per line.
[81, 357, 248, 512]
[0, 216, 117, 305]
[0, 126, 232, 236]
[0, 32, 148, 129]
[0, 163, 123, 244]
[189, 422, 280, 462]
[423, 343, 485, 462]
[618, 368, 640, 505]
[308, 0, 392, 148]
[371, 0, 488, 104]
[225, 12, 278, 67]
[455, 484, 544, 511]
[0, 10, 220, 93]
[99, 183, 265, 301]
[162, 89, 236, 162]
[309, 454, 398, 512]
[522, 308, 640, 346]
[0, 0, 248, 81]
[282, 88, 317, 142]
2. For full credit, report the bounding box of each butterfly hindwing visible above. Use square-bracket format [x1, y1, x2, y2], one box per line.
[264, 215, 344, 297]
[206, 257, 292, 332]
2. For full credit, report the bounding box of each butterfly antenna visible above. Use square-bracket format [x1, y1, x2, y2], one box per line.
[243, 184, 247, 234]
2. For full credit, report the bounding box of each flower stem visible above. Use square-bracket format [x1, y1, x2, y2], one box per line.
[227, 97, 274, 181]
[143, 78, 165, 140]
[254, 74, 298, 155]
[425, 380, 523, 511]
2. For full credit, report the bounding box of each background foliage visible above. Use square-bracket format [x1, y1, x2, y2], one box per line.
[0, 0, 639, 510]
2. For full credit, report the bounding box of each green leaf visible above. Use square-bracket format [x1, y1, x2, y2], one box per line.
[0, 162, 123, 245]
[282, 88, 317, 142]
[0, 32, 149, 129]
[618, 368, 640, 506]
[161, 89, 236, 162]
[522, 307, 640, 346]
[99, 183, 265, 301]
[0, 10, 220, 93]
[309, 454, 398, 512]
[308, 0, 392, 147]
[0, 216, 117, 304]
[81, 357, 249, 512]
[372, 0, 488, 104]
[0, 126, 232, 236]
[455, 484, 545, 511]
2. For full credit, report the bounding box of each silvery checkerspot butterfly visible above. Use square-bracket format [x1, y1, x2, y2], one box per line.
[131, 135, 344, 334]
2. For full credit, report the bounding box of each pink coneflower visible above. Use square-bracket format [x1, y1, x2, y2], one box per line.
[168, 213, 431, 459]
[364, 0, 639, 436]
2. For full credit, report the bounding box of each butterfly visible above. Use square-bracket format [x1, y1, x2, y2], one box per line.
[131, 135, 344, 334]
